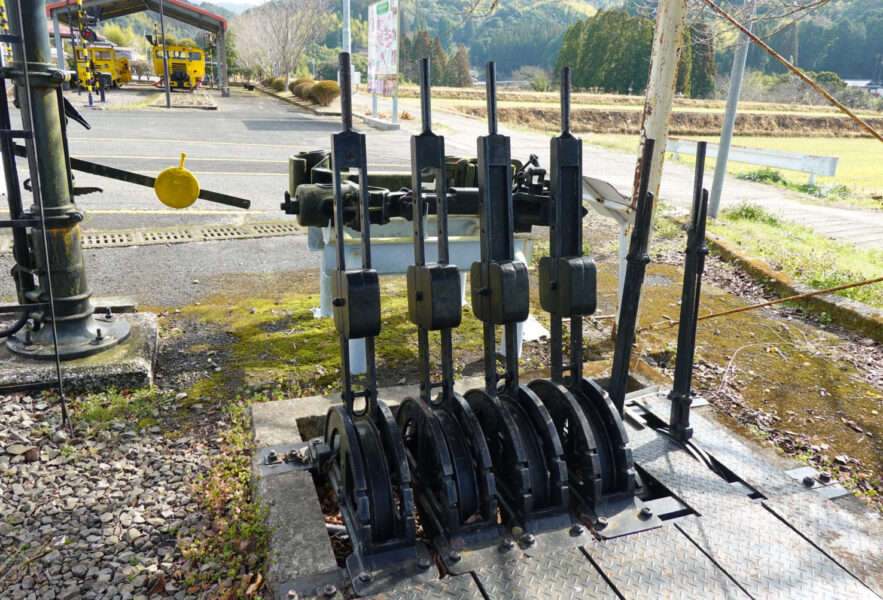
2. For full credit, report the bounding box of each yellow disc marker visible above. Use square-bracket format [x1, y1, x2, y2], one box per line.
[155, 153, 200, 209]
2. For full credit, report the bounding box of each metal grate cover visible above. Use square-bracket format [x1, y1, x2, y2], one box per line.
[587, 520, 748, 599]
[676, 503, 880, 600]
[366, 574, 486, 600]
[764, 492, 883, 597]
[0, 221, 302, 254]
[472, 548, 618, 600]
[638, 393, 805, 499]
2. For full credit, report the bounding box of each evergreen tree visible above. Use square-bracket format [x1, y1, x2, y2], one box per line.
[449, 44, 472, 87]
[430, 35, 448, 86]
[690, 20, 715, 99]
[676, 28, 692, 96]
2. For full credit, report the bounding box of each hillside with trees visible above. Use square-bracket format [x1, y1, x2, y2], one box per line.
[556, 9, 716, 98]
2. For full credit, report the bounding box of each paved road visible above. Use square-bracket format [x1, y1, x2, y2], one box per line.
[1, 85, 880, 307]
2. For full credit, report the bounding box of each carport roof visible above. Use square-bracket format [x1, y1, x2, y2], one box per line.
[46, 0, 227, 33]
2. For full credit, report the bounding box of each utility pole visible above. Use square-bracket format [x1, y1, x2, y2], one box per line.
[708, 0, 755, 218]
[158, 0, 171, 108]
[633, 0, 689, 218]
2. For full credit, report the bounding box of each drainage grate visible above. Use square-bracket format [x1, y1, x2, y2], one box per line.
[136, 230, 196, 244]
[0, 221, 303, 254]
[83, 231, 137, 247]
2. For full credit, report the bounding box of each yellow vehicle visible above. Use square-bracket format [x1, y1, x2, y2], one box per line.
[153, 45, 205, 91]
[74, 45, 132, 88]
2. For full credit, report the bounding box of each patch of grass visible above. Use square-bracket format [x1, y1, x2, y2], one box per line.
[177, 395, 270, 596]
[737, 168, 855, 203]
[710, 205, 883, 309]
[720, 202, 781, 227]
[72, 388, 172, 433]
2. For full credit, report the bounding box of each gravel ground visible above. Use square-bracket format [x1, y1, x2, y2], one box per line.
[0, 395, 218, 600]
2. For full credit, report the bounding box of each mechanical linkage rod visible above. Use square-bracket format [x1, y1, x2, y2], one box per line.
[608, 139, 656, 413]
[669, 142, 710, 442]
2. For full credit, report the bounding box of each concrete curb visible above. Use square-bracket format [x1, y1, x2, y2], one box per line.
[707, 233, 883, 343]
[253, 85, 341, 117]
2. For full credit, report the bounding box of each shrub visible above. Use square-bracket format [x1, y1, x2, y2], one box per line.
[309, 80, 341, 106]
[288, 78, 314, 94]
[260, 76, 274, 87]
[293, 82, 315, 100]
[270, 77, 286, 92]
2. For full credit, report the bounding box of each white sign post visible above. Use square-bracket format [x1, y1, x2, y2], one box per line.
[368, 0, 399, 123]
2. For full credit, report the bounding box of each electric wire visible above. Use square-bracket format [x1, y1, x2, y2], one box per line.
[14, 0, 74, 436]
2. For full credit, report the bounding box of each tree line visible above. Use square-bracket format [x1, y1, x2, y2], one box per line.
[556, 10, 715, 99]
[399, 31, 473, 87]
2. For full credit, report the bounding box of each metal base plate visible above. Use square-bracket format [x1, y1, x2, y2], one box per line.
[364, 574, 485, 600]
[348, 543, 438, 598]
[587, 520, 746, 599]
[473, 547, 618, 599]
[6, 313, 130, 360]
[764, 492, 883, 597]
[676, 503, 879, 599]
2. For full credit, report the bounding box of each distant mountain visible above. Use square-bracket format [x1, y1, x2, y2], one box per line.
[208, 2, 254, 16]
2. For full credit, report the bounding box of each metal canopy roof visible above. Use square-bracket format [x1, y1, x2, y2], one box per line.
[46, 0, 227, 33]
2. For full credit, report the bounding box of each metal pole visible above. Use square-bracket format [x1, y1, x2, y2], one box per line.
[51, 12, 64, 72]
[218, 27, 229, 97]
[5, 0, 129, 360]
[342, 0, 351, 54]
[708, 0, 755, 218]
[158, 0, 171, 108]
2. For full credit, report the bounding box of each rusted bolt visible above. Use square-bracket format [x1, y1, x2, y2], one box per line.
[501, 538, 515, 551]
[570, 524, 584, 536]
[322, 583, 337, 596]
[596, 517, 608, 529]
[332, 297, 346, 307]
[266, 450, 277, 464]
[819, 472, 832, 483]
[522, 533, 535, 546]
[640, 506, 653, 518]
[95, 328, 104, 341]
[358, 571, 371, 583]
[418, 557, 431, 569]
[448, 550, 461, 562]
[802, 475, 815, 488]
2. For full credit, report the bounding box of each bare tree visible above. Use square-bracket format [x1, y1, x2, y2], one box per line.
[233, 0, 330, 86]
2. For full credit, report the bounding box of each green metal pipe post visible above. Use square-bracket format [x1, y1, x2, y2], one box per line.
[5, 0, 129, 359]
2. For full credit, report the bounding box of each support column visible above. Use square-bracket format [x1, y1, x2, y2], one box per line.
[5, 0, 129, 359]
[219, 26, 230, 97]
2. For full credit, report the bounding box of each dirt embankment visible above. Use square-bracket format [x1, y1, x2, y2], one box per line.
[398, 84, 881, 116]
[454, 105, 883, 137]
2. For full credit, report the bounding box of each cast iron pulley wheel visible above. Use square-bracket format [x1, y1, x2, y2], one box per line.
[529, 378, 604, 502]
[324, 406, 396, 543]
[465, 387, 568, 524]
[574, 378, 636, 497]
[507, 385, 569, 511]
[397, 397, 460, 528]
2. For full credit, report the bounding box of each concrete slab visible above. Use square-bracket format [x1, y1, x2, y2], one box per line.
[250, 400, 339, 598]
[0, 312, 157, 393]
[361, 116, 402, 131]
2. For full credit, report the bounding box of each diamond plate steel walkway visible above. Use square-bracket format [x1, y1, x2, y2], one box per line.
[362, 391, 883, 600]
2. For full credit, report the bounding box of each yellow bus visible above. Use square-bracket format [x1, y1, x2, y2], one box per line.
[153, 45, 205, 91]
[75, 45, 132, 88]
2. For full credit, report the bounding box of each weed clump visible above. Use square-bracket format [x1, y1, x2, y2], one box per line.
[721, 202, 781, 227]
